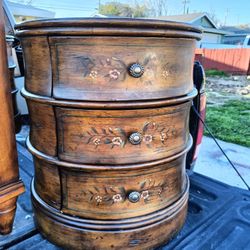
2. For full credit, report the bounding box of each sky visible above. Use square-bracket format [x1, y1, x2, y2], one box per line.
[11, 0, 250, 26]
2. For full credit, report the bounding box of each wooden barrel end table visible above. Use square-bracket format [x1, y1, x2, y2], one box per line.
[15, 18, 201, 249]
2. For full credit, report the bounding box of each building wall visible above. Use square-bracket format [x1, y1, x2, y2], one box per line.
[193, 17, 214, 28]
[202, 32, 222, 43]
[196, 32, 223, 48]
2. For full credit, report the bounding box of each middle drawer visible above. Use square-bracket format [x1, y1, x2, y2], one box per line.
[56, 101, 191, 165]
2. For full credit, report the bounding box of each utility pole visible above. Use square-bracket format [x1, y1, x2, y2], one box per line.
[182, 0, 190, 14]
[98, 0, 101, 13]
[224, 8, 229, 26]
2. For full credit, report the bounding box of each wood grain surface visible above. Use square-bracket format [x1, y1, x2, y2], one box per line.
[0, 1, 24, 234]
[56, 102, 191, 164]
[32, 177, 189, 250]
[16, 18, 199, 249]
[50, 37, 195, 101]
[27, 101, 57, 156]
[60, 155, 187, 219]
[21, 37, 52, 96]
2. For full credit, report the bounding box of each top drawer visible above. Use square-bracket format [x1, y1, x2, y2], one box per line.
[49, 37, 196, 101]
[16, 18, 201, 101]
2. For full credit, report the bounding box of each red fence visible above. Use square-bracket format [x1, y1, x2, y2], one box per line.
[195, 48, 250, 75]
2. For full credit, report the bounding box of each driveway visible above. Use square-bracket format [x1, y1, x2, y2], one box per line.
[194, 136, 250, 190]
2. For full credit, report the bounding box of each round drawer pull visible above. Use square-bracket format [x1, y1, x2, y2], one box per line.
[129, 132, 142, 145]
[129, 63, 144, 78]
[128, 191, 140, 203]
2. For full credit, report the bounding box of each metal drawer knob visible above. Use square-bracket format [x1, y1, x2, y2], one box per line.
[129, 132, 142, 145]
[128, 191, 140, 203]
[129, 63, 144, 78]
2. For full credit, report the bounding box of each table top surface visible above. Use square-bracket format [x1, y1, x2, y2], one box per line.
[15, 18, 202, 40]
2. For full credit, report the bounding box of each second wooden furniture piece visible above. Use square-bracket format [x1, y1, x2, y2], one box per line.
[6, 35, 22, 133]
[0, 0, 25, 235]
[16, 18, 201, 249]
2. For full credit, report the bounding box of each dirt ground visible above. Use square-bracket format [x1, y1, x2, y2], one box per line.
[206, 75, 250, 106]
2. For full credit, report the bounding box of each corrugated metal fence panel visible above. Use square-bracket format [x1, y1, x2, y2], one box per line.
[195, 48, 250, 75]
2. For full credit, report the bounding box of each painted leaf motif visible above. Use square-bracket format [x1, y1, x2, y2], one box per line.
[143, 122, 151, 133]
[116, 128, 126, 138]
[86, 137, 93, 144]
[91, 127, 98, 134]
[104, 138, 112, 144]
[140, 181, 147, 189]
[102, 128, 107, 135]
[108, 128, 114, 134]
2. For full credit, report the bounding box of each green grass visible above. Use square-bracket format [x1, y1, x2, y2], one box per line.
[204, 100, 250, 147]
[205, 69, 229, 77]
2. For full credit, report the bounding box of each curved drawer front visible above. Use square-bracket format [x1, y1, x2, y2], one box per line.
[60, 155, 187, 219]
[34, 157, 61, 209]
[56, 102, 191, 164]
[27, 100, 57, 156]
[50, 37, 195, 101]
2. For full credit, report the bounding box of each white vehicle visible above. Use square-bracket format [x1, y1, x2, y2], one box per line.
[222, 34, 250, 47]
[200, 34, 250, 49]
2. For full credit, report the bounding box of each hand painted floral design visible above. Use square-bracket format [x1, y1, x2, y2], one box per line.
[78, 54, 182, 84]
[78, 127, 127, 149]
[141, 122, 177, 147]
[162, 62, 180, 79]
[141, 190, 149, 200]
[143, 134, 153, 144]
[109, 69, 121, 80]
[81, 178, 169, 206]
[89, 70, 98, 79]
[73, 121, 176, 149]
[79, 55, 128, 82]
[162, 70, 169, 79]
[160, 132, 168, 143]
[95, 195, 102, 204]
[112, 194, 123, 203]
[93, 138, 101, 147]
[112, 137, 123, 146]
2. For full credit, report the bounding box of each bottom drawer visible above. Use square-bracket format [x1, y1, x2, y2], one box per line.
[60, 155, 187, 220]
[32, 175, 189, 250]
[31, 136, 190, 220]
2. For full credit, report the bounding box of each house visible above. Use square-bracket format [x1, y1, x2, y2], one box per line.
[6, 0, 55, 23]
[221, 25, 250, 34]
[157, 12, 231, 47]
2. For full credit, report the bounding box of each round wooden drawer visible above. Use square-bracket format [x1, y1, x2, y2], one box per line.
[50, 36, 196, 101]
[16, 18, 201, 101]
[25, 96, 193, 164]
[32, 175, 189, 249]
[31, 151, 189, 220]
[56, 102, 191, 164]
[60, 156, 188, 220]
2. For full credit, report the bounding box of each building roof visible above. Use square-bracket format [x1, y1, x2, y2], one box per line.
[158, 12, 207, 23]
[221, 25, 250, 34]
[157, 12, 232, 35]
[158, 12, 218, 28]
[7, 1, 55, 18]
[203, 27, 231, 35]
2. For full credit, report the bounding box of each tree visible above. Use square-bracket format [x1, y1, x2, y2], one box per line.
[99, 2, 149, 18]
[145, 0, 168, 17]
